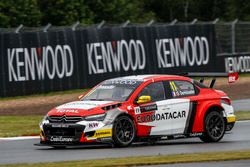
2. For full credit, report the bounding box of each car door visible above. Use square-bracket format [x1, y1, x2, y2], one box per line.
[164, 80, 197, 135]
[135, 81, 174, 135]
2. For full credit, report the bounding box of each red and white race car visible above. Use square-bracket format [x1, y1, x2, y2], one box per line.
[38, 73, 236, 147]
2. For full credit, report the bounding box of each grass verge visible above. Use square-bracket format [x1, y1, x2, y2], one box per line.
[0, 115, 43, 137]
[0, 111, 249, 137]
[235, 111, 250, 121]
[1, 150, 250, 167]
[0, 89, 87, 101]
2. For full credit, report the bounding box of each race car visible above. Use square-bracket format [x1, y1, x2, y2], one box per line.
[38, 73, 236, 147]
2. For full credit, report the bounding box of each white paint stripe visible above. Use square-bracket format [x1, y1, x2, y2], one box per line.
[0, 136, 39, 141]
[237, 120, 250, 123]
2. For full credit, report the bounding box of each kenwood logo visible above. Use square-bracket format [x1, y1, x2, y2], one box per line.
[86, 39, 146, 74]
[8, 45, 74, 82]
[156, 36, 210, 68]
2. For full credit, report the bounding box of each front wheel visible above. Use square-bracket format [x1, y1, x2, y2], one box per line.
[200, 111, 226, 143]
[112, 115, 136, 147]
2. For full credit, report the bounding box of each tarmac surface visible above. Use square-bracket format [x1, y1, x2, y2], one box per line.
[232, 98, 250, 111]
[0, 121, 250, 165]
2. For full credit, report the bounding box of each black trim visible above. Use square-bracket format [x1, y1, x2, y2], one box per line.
[184, 101, 197, 134]
[163, 81, 172, 99]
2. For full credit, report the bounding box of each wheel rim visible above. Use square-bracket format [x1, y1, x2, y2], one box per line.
[115, 117, 134, 144]
[207, 115, 224, 138]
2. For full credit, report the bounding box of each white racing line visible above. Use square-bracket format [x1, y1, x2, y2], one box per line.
[236, 120, 250, 123]
[0, 136, 39, 141]
[0, 120, 249, 141]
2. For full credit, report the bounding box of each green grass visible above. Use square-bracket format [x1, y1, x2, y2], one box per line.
[0, 89, 88, 101]
[235, 111, 250, 121]
[1, 150, 250, 167]
[0, 115, 43, 137]
[0, 111, 249, 137]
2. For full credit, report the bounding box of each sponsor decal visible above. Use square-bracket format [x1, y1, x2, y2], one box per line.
[56, 101, 112, 110]
[156, 36, 209, 68]
[88, 122, 99, 128]
[104, 79, 138, 85]
[134, 107, 141, 114]
[137, 111, 186, 123]
[189, 132, 202, 137]
[8, 45, 74, 82]
[89, 129, 112, 139]
[56, 109, 79, 113]
[98, 85, 115, 89]
[225, 56, 250, 73]
[51, 124, 70, 128]
[86, 40, 146, 74]
[228, 72, 239, 83]
[50, 136, 73, 142]
[140, 104, 158, 112]
[170, 81, 180, 97]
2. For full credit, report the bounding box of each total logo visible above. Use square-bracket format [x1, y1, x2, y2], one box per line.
[8, 45, 74, 82]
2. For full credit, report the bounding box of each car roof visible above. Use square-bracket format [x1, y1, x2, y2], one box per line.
[107, 74, 190, 82]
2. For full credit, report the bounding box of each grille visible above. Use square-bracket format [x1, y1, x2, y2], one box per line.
[43, 125, 85, 138]
[46, 127, 76, 136]
[48, 116, 83, 123]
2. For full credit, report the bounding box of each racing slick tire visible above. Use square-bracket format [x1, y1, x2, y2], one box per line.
[200, 111, 226, 143]
[112, 115, 136, 147]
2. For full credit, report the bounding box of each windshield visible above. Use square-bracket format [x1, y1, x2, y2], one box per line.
[82, 79, 143, 102]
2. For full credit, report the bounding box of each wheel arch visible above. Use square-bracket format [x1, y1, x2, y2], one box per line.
[204, 104, 226, 123]
[204, 105, 225, 117]
[193, 103, 225, 132]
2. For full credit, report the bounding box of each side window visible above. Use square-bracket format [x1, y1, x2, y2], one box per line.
[169, 80, 196, 97]
[138, 82, 165, 102]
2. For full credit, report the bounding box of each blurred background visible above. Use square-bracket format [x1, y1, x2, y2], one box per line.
[0, 0, 249, 27]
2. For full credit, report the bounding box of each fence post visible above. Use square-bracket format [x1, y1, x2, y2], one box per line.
[43, 23, 51, 32]
[97, 20, 105, 29]
[212, 18, 219, 24]
[147, 20, 154, 26]
[170, 19, 178, 25]
[15, 24, 23, 33]
[71, 21, 79, 31]
[121, 20, 130, 27]
[231, 19, 238, 54]
[190, 18, 198, 24]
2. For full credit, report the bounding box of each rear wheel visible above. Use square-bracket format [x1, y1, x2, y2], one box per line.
[112, 115, 135, 147]
[200, 111, 226, 143]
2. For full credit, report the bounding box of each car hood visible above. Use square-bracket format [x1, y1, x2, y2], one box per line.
[47, 100, 119, 116]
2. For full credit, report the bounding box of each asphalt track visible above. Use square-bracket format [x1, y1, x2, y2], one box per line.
[232, 98, 250, 111]
[0, 121, 250, 165]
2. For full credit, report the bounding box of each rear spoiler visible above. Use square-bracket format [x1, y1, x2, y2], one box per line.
[180, 72, 238, 88]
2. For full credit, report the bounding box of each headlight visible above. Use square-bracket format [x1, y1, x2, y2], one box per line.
[39, 115, 49, 126]
[85, 113, 106, 121]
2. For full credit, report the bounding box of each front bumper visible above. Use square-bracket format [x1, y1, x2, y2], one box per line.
[226, 115, 236, 131]
[39, 122, 113, 145]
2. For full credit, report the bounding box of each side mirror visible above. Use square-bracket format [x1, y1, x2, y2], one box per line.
[137, 95, 151, 104]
